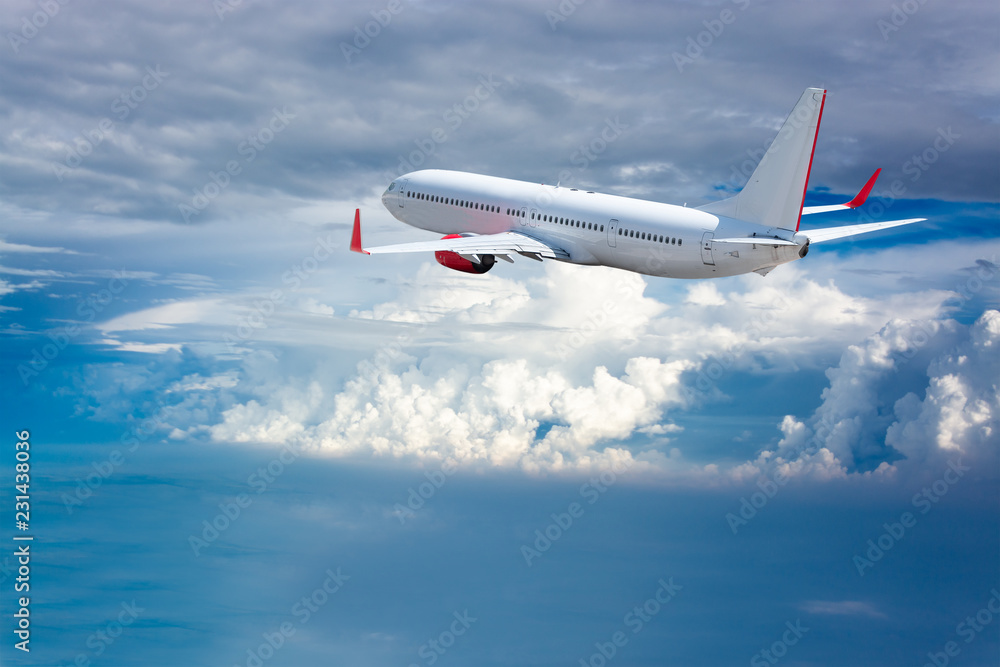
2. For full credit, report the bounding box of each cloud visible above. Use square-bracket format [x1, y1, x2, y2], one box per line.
[885, 309, 1000, 469]
[0, 0, 996, 234]
[163, 255, 981, 481]
[765, 310, 1000, 478]
[0, 239, 77, 254]
[98, 298, 228, 333]
[800, 600, 887, 619]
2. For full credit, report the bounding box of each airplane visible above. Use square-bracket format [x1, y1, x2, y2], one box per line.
[350, 88, 923, 279]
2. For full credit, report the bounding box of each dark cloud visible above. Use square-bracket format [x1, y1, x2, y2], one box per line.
[0, 0, 996, 229]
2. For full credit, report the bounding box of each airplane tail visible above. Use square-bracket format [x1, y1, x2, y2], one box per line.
[699, 88, 826, 232]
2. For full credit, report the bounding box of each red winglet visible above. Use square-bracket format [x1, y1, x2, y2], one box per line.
[844, 168, 881, 209]
[350, 208, 369, 255]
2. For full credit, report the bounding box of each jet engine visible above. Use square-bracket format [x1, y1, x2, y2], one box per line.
[434, 234, 495, 274]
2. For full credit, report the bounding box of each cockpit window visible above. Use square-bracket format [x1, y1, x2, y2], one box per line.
[387, 182, 396, 191]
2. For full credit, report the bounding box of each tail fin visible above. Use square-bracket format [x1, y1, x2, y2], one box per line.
[699, 88, 826, 231]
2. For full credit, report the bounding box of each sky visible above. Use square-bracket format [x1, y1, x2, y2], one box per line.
[0, 1, 998, 666]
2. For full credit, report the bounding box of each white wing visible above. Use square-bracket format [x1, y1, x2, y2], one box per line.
[365, 231, 569, 261]
[350, 210, 569, 262]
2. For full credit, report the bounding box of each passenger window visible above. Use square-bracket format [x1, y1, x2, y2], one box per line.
[600, 225, 604, 232]
[678, 239, 682, 246]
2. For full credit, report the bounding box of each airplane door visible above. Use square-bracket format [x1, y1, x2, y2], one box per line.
[607, 219, 618, 247]
[529, 208, 538, 228]
[397, 178, 409, 208]
[701, 232, 715, 265]
[519, 206, 528, 226]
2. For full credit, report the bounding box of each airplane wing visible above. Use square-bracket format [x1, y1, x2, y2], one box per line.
[799, 217, 925, 243]
[801, 168, 881, 216]
[350, 209, 570, 262]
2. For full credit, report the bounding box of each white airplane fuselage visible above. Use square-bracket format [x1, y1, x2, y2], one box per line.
[380, 169, 805, 279]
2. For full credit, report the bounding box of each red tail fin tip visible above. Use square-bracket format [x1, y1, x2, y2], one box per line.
[350, 209, 369, 255]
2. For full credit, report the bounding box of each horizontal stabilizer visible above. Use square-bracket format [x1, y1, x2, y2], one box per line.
[713, 237, 798, 246]
[800, 218, 925, 244]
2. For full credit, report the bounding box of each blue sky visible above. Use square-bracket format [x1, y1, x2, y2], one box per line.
[1, 1, 998, 665]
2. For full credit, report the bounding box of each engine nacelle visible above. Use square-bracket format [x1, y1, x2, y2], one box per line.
[434, 234, 495, 274]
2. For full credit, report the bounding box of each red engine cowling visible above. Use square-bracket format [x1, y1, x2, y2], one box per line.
[434, 234, 495, 274]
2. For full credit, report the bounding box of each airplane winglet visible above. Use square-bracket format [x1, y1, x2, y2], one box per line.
[801, 168, 884, 216]
[350, 208, 369, 255]
[844, 168, 881, 208]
